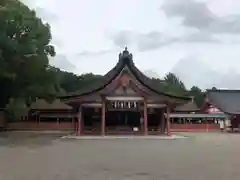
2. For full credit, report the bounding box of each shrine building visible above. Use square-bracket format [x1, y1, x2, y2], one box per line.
[59, 47, 191, 136]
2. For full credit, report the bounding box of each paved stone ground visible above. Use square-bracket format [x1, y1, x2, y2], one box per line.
[0, 132, 240, 180]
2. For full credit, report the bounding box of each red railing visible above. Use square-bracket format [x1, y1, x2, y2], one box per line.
[171, 124, 220, 132]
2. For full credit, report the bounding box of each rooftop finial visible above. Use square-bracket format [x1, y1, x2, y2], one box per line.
[123, 46, 129, 56]
[118, 46, 133, 62]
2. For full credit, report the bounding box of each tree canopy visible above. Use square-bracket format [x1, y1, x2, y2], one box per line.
[163, 72, 187, 96]
[0, 0, 56, 106]
[187, 86, 205, 107]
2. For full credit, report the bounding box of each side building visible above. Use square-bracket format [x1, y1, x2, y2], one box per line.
[203, 89, 240, 131]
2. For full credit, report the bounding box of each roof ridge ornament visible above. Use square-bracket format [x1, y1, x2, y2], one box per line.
[123, 46, 129, 56]
[119, 46, 133, 62]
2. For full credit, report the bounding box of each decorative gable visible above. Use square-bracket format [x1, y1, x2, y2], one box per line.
[111, 85, 138, 96]
[207, 105, 223, 114]
[119, 74, 130, 87]
[103, 65, 153, 97]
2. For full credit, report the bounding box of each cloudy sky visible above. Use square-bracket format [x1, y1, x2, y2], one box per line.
[22, 0, 240, 89]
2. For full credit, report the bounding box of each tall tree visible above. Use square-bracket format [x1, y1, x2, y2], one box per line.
[187, 86, 205, 107]
[0, 0, 56, 106]
[163, 72, 187, 96]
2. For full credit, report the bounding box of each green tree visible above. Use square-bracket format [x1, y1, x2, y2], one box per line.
[0, 0, 56, 106]
[187, 86, 205, 107]
[59, 72, 103, 94]
[163, 72, 187, 96]
[5, 97, 28, 121]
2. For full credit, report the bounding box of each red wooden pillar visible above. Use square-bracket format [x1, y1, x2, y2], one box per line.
[77, 106, 82, 136]
[101, 98, 106, 136]
[143, 99, 148, 135]
[160, 109, 165, 133]
[166, 106, 172, 136]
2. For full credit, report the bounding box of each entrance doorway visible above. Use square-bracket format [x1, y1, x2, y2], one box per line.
[83, 107, 101, 134]
[106, 110, 141, 134]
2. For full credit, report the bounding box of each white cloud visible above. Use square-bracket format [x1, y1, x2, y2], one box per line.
[161, 0, 240, 34]
[21, 0, 240, 88]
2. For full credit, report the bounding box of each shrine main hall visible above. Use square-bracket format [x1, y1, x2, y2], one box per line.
[59, 48, 191, 136]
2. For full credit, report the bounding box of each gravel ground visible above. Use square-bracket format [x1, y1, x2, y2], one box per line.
[0, 132, 240, 180]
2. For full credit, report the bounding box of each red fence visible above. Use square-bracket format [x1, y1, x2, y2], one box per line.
[7, 122, 75, 131]
[6, 122, 220, 132]
[171, 124, 220, 132]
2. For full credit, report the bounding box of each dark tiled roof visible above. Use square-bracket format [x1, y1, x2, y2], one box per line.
[61, 48, 190, 101]
[207, 89, 240, 114]
[30, 99, 51, 110]
[49, 99, 72, 110]
[31, 99, 72, 110]
[175, 101, 199, 112]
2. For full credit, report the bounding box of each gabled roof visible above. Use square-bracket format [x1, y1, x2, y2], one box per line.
[61, 48, 190, 101]
[206, 89, 240, 114]
[30, 99, 51, 110]
[49, 99, 72, 110]
[30, 99, 72, 110]
[175, 101, 199, 112]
